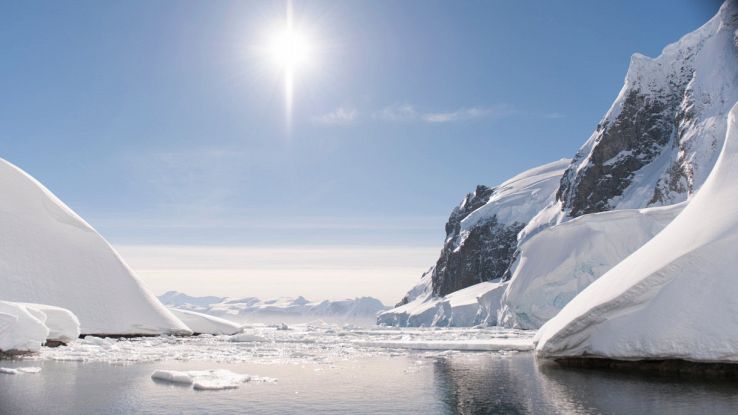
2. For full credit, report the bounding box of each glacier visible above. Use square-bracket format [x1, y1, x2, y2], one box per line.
[498, 203, 684, 329]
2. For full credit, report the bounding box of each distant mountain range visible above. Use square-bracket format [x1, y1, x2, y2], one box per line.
[159, 291, 388, 323]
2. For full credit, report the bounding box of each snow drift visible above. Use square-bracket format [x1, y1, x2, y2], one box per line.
[169, 308, 241, 335]
[0, 158, 190, 336]
[536, 102, 738, 362]
[17, 303, 81, 344]
[498, 203, 683, 329]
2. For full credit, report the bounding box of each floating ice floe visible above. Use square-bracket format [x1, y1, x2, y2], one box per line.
[228, 333, 269, 343]
[0, 367, 42, 375]
[151, 369, 276, 391]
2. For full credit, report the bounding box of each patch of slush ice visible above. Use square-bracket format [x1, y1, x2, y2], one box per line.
[31, 325, 534, 365]
[0, 367, 42, 374]
[353, 338, 533, 351]
[151, 369, 276, 391]
[228, 333, 268, 343]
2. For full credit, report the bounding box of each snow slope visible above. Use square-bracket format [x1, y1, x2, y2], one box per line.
[498, 203, 684, 329]
[536, 102, 738, 362]
[169, 308, 242, 335]
[0, 158, 190, 335]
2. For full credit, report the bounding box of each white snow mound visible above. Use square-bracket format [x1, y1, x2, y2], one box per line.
[0, 301, 49, 354]
[18, 303, 81, 343]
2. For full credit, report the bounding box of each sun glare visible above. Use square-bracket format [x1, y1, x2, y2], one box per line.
[267, 0, 315, 131]
[270, 28, 311, 69]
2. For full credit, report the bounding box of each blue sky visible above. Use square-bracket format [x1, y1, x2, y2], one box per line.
[0, 1, 721, 302]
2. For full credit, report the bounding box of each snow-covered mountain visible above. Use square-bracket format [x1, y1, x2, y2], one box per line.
[379, 159, 570, 326]
[0, 158, 190, 336]
[383, 0, 738, 331]
[160, 292, 388, 323]
[382, 159, 569, 326]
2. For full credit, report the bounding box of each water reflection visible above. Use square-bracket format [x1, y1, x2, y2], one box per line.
[537, 360, 738, 415]
[433, 353, 538, 414]
[432, 353, 738, 415]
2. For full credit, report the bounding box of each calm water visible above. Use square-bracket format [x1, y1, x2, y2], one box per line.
[2, 352, 738, 414]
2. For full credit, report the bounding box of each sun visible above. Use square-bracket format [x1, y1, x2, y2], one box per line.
[266, 1, 316, 130]
[269, 27, 311, 70]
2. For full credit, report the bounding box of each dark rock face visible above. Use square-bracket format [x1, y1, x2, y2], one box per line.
[557, 89, 681, 217]
[430, 185, 523, 297]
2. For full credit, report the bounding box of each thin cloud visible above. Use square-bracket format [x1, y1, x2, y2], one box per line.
[372, 103, 419, 121]
[312, 107, 358, 125]
[373, 104, 516, 123]
[422, 106, 517, 123]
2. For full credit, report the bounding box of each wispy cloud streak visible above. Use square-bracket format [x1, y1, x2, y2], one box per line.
[312, 107, 358, 125]
[373, 104, 517, 123]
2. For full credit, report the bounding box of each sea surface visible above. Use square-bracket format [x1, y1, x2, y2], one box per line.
[1, 326, 737, 414]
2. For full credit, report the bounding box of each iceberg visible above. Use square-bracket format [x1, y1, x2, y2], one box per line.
[536, 103, 738, 362]
[0, 158, 190, 336]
